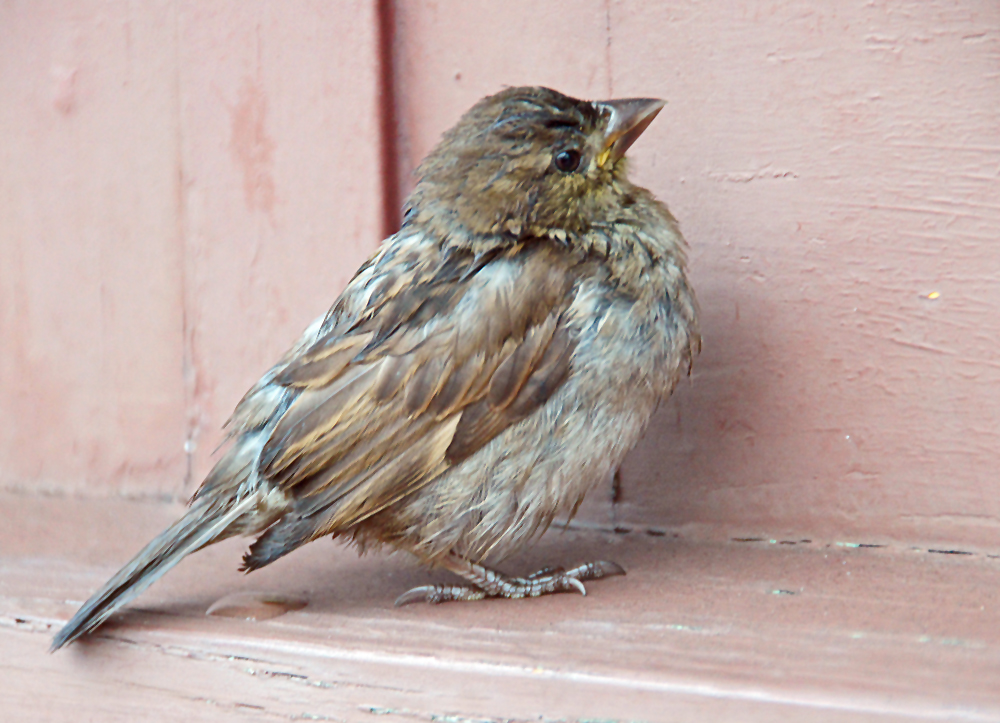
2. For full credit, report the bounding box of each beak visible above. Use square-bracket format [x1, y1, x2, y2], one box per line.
[593, 97, 666, 167]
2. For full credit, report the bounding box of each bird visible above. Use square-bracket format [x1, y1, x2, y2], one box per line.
[51, 86, 699, 651]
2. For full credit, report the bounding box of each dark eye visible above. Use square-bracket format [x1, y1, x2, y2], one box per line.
[553, 149, 582, 173]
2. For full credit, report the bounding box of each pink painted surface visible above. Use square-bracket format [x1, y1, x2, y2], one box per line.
[0, 2, 385, 497]
[4, 492, 1000, 720]
[0, 2, 187, 496]
[608, 0, 1000, 548]
[2, 1, 1000, 550]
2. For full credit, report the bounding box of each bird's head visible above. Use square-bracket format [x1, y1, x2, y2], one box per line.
[403, 86, 666, 246]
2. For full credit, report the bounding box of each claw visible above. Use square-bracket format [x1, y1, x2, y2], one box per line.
[394, 585, 438, 607]
[565, 577, 587, 596]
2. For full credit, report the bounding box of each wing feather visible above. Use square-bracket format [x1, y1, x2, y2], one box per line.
[240, 239, 583, 570]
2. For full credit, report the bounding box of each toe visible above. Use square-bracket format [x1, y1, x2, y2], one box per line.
[565, 560, 627, 581]
[526, 566, 563, 580]
[594, 560, 627, 577]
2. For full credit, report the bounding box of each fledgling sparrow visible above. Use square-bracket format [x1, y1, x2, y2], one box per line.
[52, 86, 699, 651]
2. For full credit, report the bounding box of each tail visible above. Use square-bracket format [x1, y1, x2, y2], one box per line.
[50, 495, 255, 651]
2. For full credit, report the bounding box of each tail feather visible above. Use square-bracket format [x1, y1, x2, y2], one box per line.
[241, 509, 319, 572]
[50, 495, 255, 651]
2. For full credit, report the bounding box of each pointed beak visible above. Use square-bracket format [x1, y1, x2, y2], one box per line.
[593, 97, 666, 167]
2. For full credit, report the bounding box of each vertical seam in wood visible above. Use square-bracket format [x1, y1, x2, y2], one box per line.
[604, 0, 614, 97]
[174, 1, 195, 494]
[376, 0, 400, 238]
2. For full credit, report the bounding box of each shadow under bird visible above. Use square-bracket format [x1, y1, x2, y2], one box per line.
[52, 86, 699, 651]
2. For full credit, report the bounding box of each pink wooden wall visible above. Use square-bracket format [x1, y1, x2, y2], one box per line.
[3, 1, 999, 550]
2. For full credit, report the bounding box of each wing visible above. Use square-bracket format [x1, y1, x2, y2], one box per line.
[237, 236, 580, 570]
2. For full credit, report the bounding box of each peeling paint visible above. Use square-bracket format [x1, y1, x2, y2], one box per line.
[229, 74, 277, 216]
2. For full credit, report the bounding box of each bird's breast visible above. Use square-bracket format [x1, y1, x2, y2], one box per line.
[568, 274, 693, 400]
[389, 275, 694, 564]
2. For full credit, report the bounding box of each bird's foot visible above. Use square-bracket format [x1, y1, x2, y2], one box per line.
[394, 555, 625, 606]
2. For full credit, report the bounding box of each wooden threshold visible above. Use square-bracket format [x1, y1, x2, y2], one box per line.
[2, 491, 998, 722]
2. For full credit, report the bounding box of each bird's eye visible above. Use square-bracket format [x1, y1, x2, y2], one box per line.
[553, 149, 582, 173]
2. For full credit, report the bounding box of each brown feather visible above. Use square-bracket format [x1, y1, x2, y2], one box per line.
[275, 334, 371, 387]
[248, 243, 581, 557]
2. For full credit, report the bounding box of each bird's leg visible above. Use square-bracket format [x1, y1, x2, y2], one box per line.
[394, 553, 625, 606]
